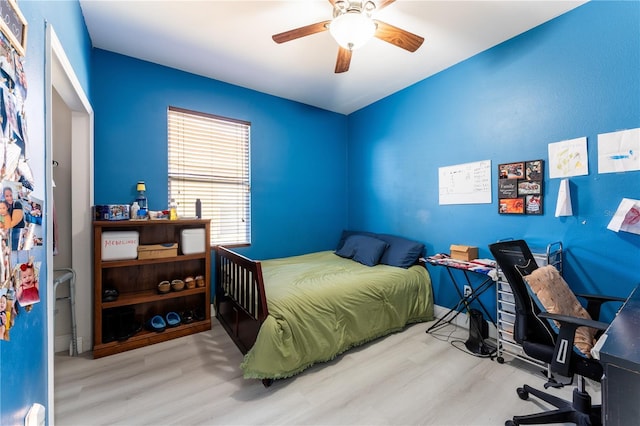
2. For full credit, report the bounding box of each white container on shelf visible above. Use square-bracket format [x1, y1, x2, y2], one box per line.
[181, 228, 206, 255]
[101, 231, 139, 261]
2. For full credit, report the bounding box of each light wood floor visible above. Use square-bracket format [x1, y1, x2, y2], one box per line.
[54, 318, 600, 425]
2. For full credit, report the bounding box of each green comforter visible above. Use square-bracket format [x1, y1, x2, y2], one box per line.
[240, 251, 434, 379]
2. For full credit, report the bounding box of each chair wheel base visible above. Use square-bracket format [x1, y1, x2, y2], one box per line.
[516, 387, 529, 400]
[506, 383, 601, 426]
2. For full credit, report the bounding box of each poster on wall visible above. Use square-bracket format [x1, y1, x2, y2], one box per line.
[607, 198, 640, 235]
[548, 137, 588, 178]
[498, 160, 544, 215]
[597, 128, 640, 174]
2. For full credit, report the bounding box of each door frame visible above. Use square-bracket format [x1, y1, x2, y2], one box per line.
[44, 24, 94, 420]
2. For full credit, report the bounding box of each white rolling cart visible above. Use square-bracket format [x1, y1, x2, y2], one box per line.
[495, 241, 563, 365]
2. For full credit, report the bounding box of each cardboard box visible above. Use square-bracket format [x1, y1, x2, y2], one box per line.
[137, 243, 178, 260]
[101, 231, 139, 261]
[94, 205, 130, 221]
[450, 244, 478, 261]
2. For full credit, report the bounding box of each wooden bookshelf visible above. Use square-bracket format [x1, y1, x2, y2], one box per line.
[93, 219, 211, 358]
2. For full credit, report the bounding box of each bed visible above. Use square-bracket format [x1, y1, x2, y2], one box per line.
[214, 231, 434, 385]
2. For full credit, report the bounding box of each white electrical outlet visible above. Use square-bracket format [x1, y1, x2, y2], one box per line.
[463, 285, 472, 298]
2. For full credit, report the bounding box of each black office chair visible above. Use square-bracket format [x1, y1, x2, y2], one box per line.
[489, 240, 624, 426]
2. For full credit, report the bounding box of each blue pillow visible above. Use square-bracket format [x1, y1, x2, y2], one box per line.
[376, 234, 425, 268]
[336, 230, 377, 251]
[335, 235, 389, 267]
[335, 237, 356, 258]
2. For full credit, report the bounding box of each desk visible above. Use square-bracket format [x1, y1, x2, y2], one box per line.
[425, 256, 498, 333]
[594, 284, 640, 425]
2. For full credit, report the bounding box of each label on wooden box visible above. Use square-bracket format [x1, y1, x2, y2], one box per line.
[101, 231, 139, 261]
[137, 243, 178, 260]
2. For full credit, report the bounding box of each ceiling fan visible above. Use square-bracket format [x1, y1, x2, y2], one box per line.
[272, 0, 424, 73]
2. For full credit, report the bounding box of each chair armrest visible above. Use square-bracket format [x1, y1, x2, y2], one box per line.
[574, 293, 626, 320]
[538, 312, 609, 331]
[537, 312, 609, 377]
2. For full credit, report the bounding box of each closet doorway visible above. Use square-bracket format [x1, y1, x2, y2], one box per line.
[45, 24, 94, 416]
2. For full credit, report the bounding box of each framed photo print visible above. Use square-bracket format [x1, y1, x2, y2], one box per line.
[499, 198, 525, 214]
[498, 159, 544, 215]
[526, 160, 544, 180]
[525, 195, 543, 215]
[518, 180, 542, 195]
[0, 0, 27, 57]
[498, 162, 525, 179]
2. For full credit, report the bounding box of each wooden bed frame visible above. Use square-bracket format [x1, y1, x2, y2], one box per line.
[214, 246, 269, 356]
[214, 245, 428, 386]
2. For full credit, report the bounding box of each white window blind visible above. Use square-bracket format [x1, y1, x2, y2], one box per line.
[168, 106, 251, 246]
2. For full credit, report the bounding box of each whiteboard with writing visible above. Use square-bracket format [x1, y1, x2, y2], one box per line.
[438, 160, 492, 205]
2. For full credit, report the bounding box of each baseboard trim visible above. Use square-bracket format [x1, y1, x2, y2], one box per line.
[55, 334, 84, 355]
[55, 334, 71, 354]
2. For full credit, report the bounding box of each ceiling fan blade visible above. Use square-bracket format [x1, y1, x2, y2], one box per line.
[376, 0, 396, 10]
[272, 20, 331, 44]
[374, 20, 424, 52]
[335, 47, 352, 73]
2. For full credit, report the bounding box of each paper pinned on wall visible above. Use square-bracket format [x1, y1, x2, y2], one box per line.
[548, 137, 589, 178]
[607, 198, 640, 235]
[555, 178, 573, 217]
[597, 128, 640, 174]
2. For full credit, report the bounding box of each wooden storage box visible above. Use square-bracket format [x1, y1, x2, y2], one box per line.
[450, 244, 478, 261]
[137, 243, 178, 260]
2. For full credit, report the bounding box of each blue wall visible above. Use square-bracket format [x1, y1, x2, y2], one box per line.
[92, 2, 639, 319]
[92, 50, 349, 260]
[348, 1, 640, 317]
[1, 1, 92, 424]
[3, 1, 638, 423]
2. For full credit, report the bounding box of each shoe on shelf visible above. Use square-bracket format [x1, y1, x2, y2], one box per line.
[117, 320, 142, 342]
[181, 310, 194, 324]
[146, 315, 166, 333]
[165, 311, 181, 327]
[102, 287, 119, 302]
[193, 307, 205, 321]
[103, 306, 135, 342]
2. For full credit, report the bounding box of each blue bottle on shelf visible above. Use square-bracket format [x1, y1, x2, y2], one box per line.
[135, 181, 148, 218]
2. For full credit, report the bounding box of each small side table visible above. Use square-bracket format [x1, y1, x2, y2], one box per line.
[424, 256, 498, 333]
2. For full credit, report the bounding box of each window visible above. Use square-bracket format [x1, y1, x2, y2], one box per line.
[168, 106, 251, 246]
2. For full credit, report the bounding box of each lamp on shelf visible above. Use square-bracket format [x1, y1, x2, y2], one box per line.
[329, 1, 377, 51]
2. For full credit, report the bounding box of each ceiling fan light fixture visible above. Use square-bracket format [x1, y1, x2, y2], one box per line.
[272, 0, 422, 74]
[329, 10, 376, 51]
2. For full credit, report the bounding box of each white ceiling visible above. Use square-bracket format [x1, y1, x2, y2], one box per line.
[79, 0, 587, 115]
